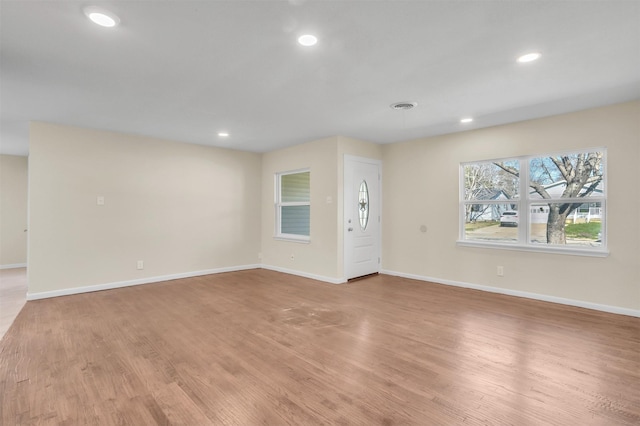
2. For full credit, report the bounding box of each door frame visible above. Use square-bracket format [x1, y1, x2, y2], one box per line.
[343, 155, 382, 280]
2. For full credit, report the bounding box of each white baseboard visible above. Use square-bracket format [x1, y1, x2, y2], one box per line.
[381, 269, 640, 318]
[26, 264, 636, 318]
[1, 263, 27, 270]
[260, 264, 346, 285]
[26, 264, 261, 300]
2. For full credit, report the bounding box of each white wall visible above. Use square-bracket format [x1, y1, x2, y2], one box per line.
[28, 122, 262, 296]
[0, 155, 28, 267]
[382, 101, 640, 312]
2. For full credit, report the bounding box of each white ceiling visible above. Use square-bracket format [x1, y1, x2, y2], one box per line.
[1, 1, 639, 156]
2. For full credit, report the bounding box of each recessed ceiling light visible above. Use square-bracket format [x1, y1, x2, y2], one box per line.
[460, 117, 473, 124]
[517, 52, 541, 63]
[218, 132, 229, 137]
[84, 6, 120, 28]
[298, 34, 318, 47]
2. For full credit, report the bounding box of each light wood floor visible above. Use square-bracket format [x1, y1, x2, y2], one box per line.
[0, 267, 27, 340]
[1, 270, 639, 425]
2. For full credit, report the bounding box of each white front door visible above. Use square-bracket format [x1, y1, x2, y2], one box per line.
[344, 156, 381, 280]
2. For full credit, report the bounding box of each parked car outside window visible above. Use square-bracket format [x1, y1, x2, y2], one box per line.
[499, 211, 519, 227]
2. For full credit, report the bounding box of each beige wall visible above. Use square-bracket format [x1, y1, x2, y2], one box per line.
[0, 155, 28, 267]
[25, 102, 639, 313]
[260, 136, 382, 281]
[28, 122, 262, 295]
[261, 137, 340, 279]
[382, 101, 640, 311]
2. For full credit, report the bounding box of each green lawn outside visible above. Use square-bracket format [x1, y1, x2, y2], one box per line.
[564, 222, 601, 239]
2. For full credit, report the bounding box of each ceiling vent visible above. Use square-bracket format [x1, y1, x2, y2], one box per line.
[390, 101, 418, 110]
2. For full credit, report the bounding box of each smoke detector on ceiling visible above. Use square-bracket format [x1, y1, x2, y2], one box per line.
[390, 101, 418, 110]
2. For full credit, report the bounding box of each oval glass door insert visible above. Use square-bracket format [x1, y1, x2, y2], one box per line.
[358, 180, 369, 230]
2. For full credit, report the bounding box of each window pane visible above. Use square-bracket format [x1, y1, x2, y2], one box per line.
[460, 150, 606, 253]
[464, 203, 518, 242]
[465, 202, 518, 223]
[281, 172, 310, 202]
[358, 180, 369, 231]
[529, 202, 602, 246]
[463, 160, 519, 201]
[529, 152, 604, 200]
[281, 205, 310, 236]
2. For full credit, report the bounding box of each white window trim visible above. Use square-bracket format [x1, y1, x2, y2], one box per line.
[456, 240, 609, 257]
[457, 148, 608, 257]
[275, 168, 311, 243]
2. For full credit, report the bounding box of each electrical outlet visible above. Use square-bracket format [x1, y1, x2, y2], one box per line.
[137, 260, 144, 270]
[497, 266, 504, 276]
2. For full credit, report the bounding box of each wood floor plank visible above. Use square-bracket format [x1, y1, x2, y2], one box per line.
[1, 269, 639, 425]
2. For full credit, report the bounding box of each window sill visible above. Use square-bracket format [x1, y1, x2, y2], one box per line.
[274, 235, 310, 244]
[456, 240, 609, 257]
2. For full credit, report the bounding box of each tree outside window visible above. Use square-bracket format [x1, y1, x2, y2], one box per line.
[461, 149, 606, 254]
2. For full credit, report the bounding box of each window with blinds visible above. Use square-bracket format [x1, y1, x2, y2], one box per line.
[276, 169, 310, 241]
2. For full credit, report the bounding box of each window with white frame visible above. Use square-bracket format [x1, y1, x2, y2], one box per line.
[275, 169, 310, 241]
[459, 149, 606, 256]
